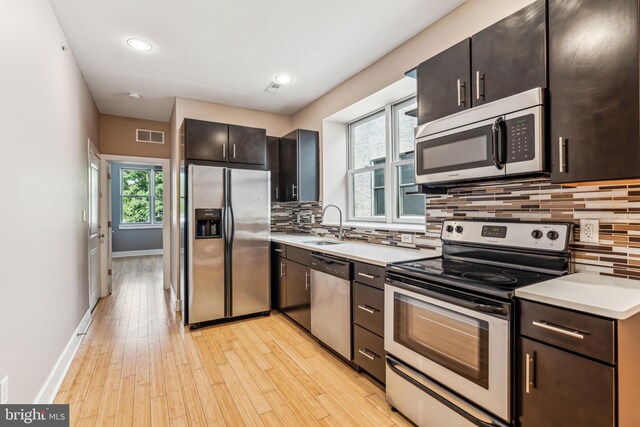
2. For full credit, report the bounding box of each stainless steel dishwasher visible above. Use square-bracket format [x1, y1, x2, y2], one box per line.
[310, 253, 353, 360]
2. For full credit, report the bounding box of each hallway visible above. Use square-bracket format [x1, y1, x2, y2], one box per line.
[54, 255, 409, 426]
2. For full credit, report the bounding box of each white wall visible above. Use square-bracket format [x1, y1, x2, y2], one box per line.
[0, 0, 100, 403]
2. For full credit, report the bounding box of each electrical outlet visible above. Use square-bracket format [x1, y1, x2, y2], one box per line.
[400, 234, 414, 244]
[1, 375, 8, 404]
[296, 213, 301, 224]
[580, 219, 599, 243]
[310, 214, 315, 224]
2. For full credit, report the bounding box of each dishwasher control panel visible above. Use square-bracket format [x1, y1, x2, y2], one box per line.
[310, 254, 353, 280]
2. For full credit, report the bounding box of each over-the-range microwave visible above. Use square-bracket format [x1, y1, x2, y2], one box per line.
[415, 88, 545, 186]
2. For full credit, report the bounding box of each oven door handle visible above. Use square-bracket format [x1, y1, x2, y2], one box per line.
[386, 276, 510, 319]
[387, 357, 509, 427]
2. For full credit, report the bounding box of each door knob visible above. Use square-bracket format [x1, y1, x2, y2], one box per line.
[98, 233, 106, 239]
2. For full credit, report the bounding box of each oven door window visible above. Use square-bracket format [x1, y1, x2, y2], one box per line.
[416, 123, 494, 175]
[394, 293, 489, 389]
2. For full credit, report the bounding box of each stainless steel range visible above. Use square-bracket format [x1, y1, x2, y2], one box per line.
[385, 219, 572, 427]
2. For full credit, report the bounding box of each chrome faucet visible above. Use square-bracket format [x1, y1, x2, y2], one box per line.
[321, 204, 344, 241]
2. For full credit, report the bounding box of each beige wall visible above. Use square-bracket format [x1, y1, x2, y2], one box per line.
[0, 0, 99, 403]
[100, 114, 171, 159]
[291, 0, 535, 131]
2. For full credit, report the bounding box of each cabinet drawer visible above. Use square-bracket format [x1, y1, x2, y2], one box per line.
[287, 246, 312, 266]
[353, 325, 385, 383]
[353, 282, 384, 337]
[353, 262, 385, 290]
[519, 300, 615, 364]
[272, 242, 287, 258]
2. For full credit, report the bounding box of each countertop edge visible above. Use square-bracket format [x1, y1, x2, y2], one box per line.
[515, 290, 640, 320]
[270, 234, 434, 267]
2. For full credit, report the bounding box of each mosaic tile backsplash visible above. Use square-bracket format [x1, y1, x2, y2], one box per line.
[271, 177, 640, 279]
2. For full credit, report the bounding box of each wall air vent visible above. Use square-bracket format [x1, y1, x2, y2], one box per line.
[264, 82, 282, 93]
[136, 129, 165, 144]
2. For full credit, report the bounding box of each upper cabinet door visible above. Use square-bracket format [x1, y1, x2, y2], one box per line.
[549, 0, 639, 183]
[280, 131, 299, 202]
[229, 125, 267, 165]
[266, 136, 281, 201]
[471, 0, 546, 106]
[417, 39, 471, 125]
[185, 119, 228, 162]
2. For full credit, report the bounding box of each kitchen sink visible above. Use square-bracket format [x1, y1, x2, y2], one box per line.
[303, 240, 342, 246]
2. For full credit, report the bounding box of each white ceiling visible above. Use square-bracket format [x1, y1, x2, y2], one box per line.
[49, 0, 466, 122]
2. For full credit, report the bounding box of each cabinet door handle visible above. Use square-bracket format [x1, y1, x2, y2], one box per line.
[232, 144, 236, 159]
[291, 184, 297, 199]
[456, 79, 466, 106]
[558, 137, 567, 173]
[357, 305, 377, 314]
[280, 262, 285, 278]
[358, 349, 377, 361]
[532, 320, 584, 339]
[476, 71, 484, 100]
[305, 272, 310, 290]
[357, 272, 377, 280]
[222, 144, 226, 158]
[275, 186, 279, 200]
[525, 353, 535, 394]
[274, 248, 284, 253]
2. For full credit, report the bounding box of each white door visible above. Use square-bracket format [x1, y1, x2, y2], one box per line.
[106, 162, 113, 294]
[89, 149, 101, 310]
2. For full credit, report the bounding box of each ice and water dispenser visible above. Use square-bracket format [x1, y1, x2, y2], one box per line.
[195, 208, 222, 239]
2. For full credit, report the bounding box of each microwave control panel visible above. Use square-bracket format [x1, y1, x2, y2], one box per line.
[506, 114, 535, 163]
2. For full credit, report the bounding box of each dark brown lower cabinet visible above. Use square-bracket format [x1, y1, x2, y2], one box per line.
[518, 337, 615, 427]
[283, 259, 311, 331]
[272, 254, 286, 311]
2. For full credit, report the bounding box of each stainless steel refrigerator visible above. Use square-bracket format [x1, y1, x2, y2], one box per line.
[187, 164, 270, 326]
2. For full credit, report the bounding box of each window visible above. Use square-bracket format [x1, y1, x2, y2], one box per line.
[348, 97, 425, 224]
[121, 167, 163, 225]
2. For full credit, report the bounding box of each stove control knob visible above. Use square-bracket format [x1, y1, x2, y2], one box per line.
[531, 229, 543, 239]
[547, 230, 560, 240]
[445, 225, 454, 233]
[455, 225, 464, 234]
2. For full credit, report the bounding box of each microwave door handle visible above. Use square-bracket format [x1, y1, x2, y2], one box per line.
[491, 117, 505, 170]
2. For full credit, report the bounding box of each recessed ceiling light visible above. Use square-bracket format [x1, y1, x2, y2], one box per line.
[127, 38, 153, 51]
[274, 73, 294, 85]
[128, 92, 142, 100]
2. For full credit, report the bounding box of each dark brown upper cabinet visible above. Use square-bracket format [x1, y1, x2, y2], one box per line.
[416, 39, 471, 125]
[184, 119, 228, 162]
[471, 0, 546, 106]
[280, 129, 319, 202]
[266, 136, 281, 201]
[415, 0, 546, 125]
[549, 0, 640, 184]
[228, 124, 266, 165]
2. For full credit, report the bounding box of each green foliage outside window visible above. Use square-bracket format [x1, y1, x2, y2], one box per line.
[121, 168, 163, 224]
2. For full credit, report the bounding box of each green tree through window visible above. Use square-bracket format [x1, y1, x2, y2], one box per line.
[121, 168, 163, 224]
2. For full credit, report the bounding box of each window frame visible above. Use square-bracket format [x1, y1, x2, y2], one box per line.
[119, 167, 164, 227]
[347, 95, 425, 225]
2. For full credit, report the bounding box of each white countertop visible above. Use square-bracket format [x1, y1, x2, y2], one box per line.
[270, 233, 438, 266]
[516, 272, 640, 320]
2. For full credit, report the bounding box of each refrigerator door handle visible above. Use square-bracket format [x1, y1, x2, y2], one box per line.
[226, 169, 235, 317]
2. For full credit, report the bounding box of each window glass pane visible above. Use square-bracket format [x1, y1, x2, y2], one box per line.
[351, 113, 386, 169]
[154, 171, 163, 197]
[122, 169, 150, 196]
[397, 164, 425, 217]
[397, 101, 417, 156]
[352, 169, 385, 218]
[155, 198, 164, 222]
[122, 196, 150, 223]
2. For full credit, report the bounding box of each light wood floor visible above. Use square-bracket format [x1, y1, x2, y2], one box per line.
[54, 255, 411, 426]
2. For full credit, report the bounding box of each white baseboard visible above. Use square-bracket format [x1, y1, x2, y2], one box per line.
[34, 309, 92, 404]
[112, 249, 163, 258]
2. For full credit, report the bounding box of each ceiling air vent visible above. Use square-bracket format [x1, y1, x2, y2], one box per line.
[136, 129, 165, 144]
[264, 82, 282, 94]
